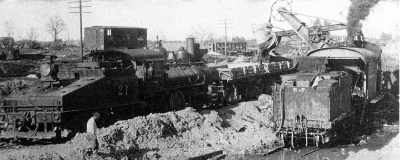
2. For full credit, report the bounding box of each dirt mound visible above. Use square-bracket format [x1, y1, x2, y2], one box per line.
[92, 96, 277, 159]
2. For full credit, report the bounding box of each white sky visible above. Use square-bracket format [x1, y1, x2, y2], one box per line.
[0, 0, 399, 41]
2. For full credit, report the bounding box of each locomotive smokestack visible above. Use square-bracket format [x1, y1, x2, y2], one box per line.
[186, 38, 195, 62]
[346, 0, 380, 46]
[347, 23, 365, 47]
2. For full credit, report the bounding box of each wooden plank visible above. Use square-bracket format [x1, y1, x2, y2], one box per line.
[188, 150, 224, 160]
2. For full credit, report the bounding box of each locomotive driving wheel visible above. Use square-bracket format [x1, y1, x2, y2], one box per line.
[170, 91, 185, 111]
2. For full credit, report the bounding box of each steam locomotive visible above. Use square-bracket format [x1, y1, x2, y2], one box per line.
[0, 27, 294, 140]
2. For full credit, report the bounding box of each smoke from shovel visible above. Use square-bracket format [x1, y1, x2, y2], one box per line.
[346, 0, 380, 38]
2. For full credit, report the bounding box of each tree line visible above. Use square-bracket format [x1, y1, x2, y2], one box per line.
[2, 15, 66, 44]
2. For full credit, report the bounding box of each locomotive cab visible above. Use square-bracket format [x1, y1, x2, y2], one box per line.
[306, 46, 382, 103]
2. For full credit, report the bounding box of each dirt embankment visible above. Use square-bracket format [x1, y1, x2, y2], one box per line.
[346, 128, 400, 160]
[0, 95, 278, 160]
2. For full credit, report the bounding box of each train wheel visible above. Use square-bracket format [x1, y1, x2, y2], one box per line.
[170, 91, 185, 111]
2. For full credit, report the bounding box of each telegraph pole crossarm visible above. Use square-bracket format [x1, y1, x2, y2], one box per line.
[69, 0, 91, 60]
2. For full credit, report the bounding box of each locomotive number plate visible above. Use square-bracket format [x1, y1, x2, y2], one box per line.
[293, 88, 305, 92]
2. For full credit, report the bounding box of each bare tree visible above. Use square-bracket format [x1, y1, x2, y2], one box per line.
[189, 26, 214, 48]
[27, 28, 38, 42]
[46, 15, 66, 42]
[380, 32, 392, 43]
[26, 28, 38, 48]
[4, 20, 15, 37]
[232, 36, 246, 42]
[313, 18, 322, 26]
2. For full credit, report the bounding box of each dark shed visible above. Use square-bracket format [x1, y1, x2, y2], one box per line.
[84, 26, 147, 50]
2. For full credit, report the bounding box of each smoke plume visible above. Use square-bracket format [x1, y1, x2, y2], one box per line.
[346, 0, 380, 36]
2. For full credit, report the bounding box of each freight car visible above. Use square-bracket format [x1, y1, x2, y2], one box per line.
[207, 42, 248, 56]
[84, 26, 147, 51]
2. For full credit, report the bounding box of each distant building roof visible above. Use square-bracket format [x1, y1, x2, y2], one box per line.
[85, 26, 147, 30]
[212, 42, 247, 44]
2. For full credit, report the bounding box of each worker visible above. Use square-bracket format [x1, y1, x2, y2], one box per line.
[147, 62, 154, 77]
[257, 21, 274, 61]
[86, 112, 100, 154]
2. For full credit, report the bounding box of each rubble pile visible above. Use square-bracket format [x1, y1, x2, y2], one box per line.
[89, 94, 277, 159]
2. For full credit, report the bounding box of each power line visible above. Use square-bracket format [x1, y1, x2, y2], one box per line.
[218, 19, 234, 56]
[69, 0, 92, 60]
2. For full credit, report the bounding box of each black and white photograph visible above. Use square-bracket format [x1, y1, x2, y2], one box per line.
[0, 0, 399, 159]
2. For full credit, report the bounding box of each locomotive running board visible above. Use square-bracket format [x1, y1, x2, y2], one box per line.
[0, 131, 56, 139]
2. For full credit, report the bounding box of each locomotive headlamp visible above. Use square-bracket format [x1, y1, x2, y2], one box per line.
[39, 54, 59, 82]
[39, 63, 53, 77]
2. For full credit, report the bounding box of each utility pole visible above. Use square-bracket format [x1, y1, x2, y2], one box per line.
[218, 19, 233, 56]
[69, 0, 91, 60]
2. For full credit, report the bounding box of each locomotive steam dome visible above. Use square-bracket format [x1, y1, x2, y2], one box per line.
[174, 47, 190, 63]
[151, 40, 167, 60]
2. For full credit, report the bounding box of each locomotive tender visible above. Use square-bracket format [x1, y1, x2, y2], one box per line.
[272, 45, 382, 147]
[267, 0, 384, 147]
[0, 26, 294, 140]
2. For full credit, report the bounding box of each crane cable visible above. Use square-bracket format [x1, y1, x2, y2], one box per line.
[289, 11, 345, 25]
